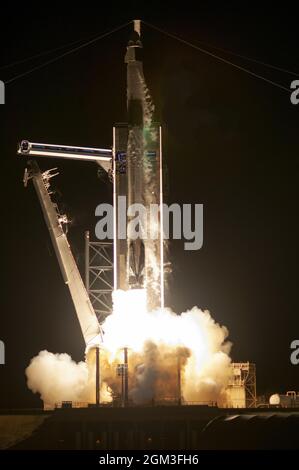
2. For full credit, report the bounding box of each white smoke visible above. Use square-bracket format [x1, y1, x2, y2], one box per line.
[26, 290, 232, 407]
[100, 290, 232, 404]
[25, 351, 89, 406]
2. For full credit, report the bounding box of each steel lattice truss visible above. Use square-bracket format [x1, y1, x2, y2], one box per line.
[85, 231, 113, 324]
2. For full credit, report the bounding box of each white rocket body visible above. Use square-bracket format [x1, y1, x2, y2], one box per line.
[113, 21, 164, 311]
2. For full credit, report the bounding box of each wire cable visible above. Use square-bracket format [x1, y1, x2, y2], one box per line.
[0, 31, 111, 71]
[142, 21, 291, 93]
[5, 21, 132, 85]
[176, 38, 299, 77]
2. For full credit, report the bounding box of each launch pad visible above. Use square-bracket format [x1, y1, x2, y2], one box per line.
[18, 20, 257, 414]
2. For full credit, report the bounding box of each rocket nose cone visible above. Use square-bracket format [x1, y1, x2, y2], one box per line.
[133, 19, 141, 36]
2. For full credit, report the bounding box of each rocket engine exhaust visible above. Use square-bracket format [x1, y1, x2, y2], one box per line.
[26, 289, 232, 407]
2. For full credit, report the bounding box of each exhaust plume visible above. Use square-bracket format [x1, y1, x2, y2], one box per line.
[26, 290, 232, 407]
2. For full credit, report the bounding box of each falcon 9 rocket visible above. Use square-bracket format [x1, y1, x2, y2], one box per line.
[113, 20, 164, 311]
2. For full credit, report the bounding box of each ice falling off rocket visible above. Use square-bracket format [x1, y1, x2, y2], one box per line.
[113, 19, 164, 311]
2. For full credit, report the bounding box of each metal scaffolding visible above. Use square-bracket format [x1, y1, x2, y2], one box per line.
[243, 362, 257, 408]
[85, 231, 113, 324]
[227, 362, 257, 408]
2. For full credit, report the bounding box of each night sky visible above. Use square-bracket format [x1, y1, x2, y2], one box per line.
[1, 3, 298, 407]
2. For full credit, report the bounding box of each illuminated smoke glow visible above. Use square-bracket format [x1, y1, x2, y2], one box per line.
[26, 289, 232, 407]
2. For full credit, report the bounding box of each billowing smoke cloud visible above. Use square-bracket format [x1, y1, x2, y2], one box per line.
[26, 290, 232, 407]
[100, 290, 232, 405]
[26, 351, 89, 406]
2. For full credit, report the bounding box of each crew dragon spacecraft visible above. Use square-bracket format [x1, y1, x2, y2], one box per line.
[18, 20, 164, 347]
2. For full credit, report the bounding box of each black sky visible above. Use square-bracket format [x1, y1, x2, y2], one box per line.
[1, 3, 298, 407]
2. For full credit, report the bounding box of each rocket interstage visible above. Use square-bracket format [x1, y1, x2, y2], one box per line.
[113, 22, 164, 311]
